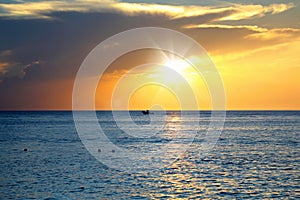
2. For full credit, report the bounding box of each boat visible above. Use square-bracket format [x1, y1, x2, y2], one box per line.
[142, 110, 149, 115]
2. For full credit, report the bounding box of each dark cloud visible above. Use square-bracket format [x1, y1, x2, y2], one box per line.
[0, 12, 172, 109]
[0, 12, 169, 81]
[0, 49, 41, 82]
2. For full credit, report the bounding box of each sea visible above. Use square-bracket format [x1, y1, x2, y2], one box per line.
[0, 111, 299, 199]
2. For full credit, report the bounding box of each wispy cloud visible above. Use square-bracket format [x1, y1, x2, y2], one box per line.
[212, 39, 300, 64]
[0, 50, 41, 82]
[184, 24, 268, 32]
[0, 0, 294, 21]
[184, 23, 300, 41]
[218, 3, 294, 21]
[0, 0, 116, 19]
[246, 28, 300, 40]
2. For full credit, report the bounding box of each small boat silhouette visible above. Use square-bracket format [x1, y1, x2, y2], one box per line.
[142, 110, 149, 115]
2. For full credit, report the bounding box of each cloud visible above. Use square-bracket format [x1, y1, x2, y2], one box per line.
[184, 24, 268, 32]
[181, 21, 300, 64]
[0, 50, 41, 82]
[0, 0, 116, 19]
[0, 60, 40, 81]
[184, 23, 300, 41]
[218, 3, 294, 21]
[212, 39, 300, 64]
[246, 28, 300, 40]
[0, 0, 295, 21]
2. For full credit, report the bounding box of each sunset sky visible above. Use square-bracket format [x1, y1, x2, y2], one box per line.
[0, 0, 299, 110]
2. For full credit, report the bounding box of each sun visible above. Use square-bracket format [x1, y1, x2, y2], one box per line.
[158, 58, 198, 85]
[164, 58, 190, 74]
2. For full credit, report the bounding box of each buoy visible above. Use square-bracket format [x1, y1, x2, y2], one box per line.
[23, 148, 27, 152]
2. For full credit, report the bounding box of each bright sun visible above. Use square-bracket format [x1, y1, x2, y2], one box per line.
[149, 59, 191, 85]
[159, 58, 196, 84]
[164, 59, 190, 74]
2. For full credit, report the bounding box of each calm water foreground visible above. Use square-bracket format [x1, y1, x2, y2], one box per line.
[0, 111, 299, 199]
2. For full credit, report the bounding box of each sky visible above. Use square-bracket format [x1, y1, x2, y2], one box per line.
[0, 0, 299, 110]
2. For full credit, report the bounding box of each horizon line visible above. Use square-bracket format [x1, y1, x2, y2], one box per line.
[0, 109, 299, 112]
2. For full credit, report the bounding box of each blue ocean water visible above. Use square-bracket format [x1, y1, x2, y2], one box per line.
[0, 111, 299, 199]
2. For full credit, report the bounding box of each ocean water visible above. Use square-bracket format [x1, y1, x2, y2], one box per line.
[0, 111, 299, 199]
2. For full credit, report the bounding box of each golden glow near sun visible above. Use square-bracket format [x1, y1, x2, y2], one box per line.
[96, 53, 213, 110]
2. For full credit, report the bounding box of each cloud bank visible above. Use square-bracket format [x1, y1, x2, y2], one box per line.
[0, 0, 294, 21]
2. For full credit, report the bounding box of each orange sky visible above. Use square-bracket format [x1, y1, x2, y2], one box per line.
[95, 39, 300, 110]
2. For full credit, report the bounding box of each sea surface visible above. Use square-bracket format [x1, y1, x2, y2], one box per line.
[0, 111, 299, 199]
